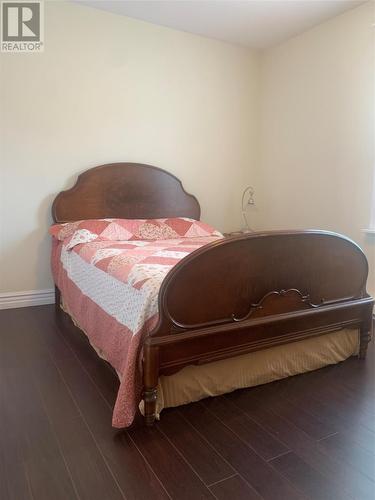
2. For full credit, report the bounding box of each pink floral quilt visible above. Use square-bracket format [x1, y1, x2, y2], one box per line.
[50, 218, 222, 427]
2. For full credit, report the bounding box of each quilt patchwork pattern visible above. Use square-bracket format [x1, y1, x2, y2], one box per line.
[50, 217, 221, 249]
[70, 236, 221, 294]
[51, 218, 223, 427]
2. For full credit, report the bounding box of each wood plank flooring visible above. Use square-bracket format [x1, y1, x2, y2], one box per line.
[0, 305, 374, 500]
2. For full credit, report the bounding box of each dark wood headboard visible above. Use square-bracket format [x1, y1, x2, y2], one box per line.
[52, 163, 201, 223]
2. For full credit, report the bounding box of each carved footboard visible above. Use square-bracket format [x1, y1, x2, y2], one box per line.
[143, 230, 374, 425]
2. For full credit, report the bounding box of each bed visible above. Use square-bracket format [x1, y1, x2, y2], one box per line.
[51, 162, 374, 427]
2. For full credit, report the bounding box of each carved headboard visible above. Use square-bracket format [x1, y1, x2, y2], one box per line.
[52, 163, 201, 223]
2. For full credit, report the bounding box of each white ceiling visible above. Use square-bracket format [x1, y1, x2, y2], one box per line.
[76, 0, 366, 48]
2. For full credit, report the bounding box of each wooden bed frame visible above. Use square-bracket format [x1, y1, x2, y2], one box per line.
[52, 162, 374, 426]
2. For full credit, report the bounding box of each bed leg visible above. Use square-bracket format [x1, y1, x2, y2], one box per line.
[143, 343, 159, 426]
[54, 286, 61, 312]
[359, 320, 373, 360]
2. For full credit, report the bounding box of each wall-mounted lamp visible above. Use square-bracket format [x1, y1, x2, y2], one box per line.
[241, 186, 255, 232]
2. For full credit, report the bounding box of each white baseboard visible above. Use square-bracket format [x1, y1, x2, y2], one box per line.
[0, 289, 55, 310]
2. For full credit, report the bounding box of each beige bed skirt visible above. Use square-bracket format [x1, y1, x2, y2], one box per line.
[145, 328, 359, 418]
[60, 300, 358, 420]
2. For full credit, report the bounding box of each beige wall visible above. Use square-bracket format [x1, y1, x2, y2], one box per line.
[1, 1, 374, 298]
[256, 2, 375, 295]
[0, 1, 259, 292]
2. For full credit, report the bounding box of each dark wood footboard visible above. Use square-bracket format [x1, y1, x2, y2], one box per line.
[143, 230, 374, 425]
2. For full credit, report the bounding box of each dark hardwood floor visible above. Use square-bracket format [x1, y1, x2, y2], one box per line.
[1, 305, 374, 500]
